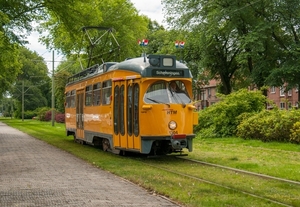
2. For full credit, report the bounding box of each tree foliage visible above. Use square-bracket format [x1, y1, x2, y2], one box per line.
[38, 0, 149, 66]
[144, 23, 187, 57]
[0, 41, 21, 95]
[10, 47, 50, 115]
[1, 0, 149, 98]
[0, 0, 99, 96]
[162, 0, 300, 95]
[54, 60, 78, 113]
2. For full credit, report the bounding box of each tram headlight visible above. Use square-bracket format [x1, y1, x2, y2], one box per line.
[168, 121, 177, 130]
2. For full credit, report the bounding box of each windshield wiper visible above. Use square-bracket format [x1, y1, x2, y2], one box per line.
[146, 97, 170, 107]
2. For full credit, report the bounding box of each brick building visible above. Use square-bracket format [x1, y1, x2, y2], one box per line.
[194, 81, 299, 110]
[266, 86, 299, 109]
[194, 79, 219, 110]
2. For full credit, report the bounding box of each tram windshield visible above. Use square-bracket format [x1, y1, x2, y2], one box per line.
[144, 81, 191, 104]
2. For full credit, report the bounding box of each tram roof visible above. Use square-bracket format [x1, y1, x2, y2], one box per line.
[109, 55, 192, 78]
[66, 55, 192, 85]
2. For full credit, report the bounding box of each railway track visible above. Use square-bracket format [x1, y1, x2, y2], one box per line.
[176, 156, 300, 186]
[137, 156, 300, 207]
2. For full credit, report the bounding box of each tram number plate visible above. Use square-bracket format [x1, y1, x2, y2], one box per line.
[169, 130, 178, 135]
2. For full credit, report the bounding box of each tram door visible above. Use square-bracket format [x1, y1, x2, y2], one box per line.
[113, 81, 140, 151]
[113, 82, 125, 148]
[76, 89, 84, 139]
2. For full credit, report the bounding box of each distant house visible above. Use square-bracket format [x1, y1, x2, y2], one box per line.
[194, 79, 219, 110]
[194, 80, 299, 110]
[267, 86, 299, 109]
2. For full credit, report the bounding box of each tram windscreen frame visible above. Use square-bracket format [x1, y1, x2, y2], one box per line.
[143, 80, 191, 104]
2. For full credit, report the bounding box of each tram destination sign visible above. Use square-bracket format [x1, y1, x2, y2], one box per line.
[152, 69, 184, 77]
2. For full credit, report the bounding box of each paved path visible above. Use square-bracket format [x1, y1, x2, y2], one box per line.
[0, 122, 180, 207]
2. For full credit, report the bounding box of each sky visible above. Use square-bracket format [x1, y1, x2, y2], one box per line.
[25, 0, 164, 70]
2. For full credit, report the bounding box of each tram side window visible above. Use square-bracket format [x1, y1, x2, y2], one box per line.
[102, 80, 112, 105]
[127, 85, 133, 136]
[65, 92, 70, 108]
[113, 85, 119, 135]
[70, 90, 76, 107]
[93, 82, 101, 106]
[120, 85, 125, 135]
[85, 85, 92, 106]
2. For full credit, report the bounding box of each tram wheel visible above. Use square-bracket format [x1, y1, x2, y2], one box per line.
[102, 139, 110, 151]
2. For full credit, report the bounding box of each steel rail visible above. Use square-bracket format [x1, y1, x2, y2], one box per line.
[176, 156, 300, 186]
[143, 162, 294, 207]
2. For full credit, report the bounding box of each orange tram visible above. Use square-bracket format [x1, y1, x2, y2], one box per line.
[65, 54, 198, 155]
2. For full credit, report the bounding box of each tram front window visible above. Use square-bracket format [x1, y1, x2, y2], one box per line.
[144, 81, 191, 104]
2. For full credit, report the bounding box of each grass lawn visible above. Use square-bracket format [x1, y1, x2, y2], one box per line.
[1, 118, 300, 207]
[189, 137, 300, 181]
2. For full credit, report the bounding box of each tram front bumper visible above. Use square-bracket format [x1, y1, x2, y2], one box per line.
[171, 134, 187, 150]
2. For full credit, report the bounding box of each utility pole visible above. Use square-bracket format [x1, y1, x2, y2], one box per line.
[51, 50, 55, 126]
[22, 80, 24, 121]
[10, 98, 13, 119]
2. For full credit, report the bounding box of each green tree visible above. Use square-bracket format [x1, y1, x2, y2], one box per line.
[263, 0, 300, 101]
[11, 47, 50, 115]
[38, 0, 148, 66]
[0, 0, 105, 94]
[162, 0, 300, 95]
[163, 0, 248, 94]
[54, 59, 81, 113]
[0, 35, 22, 95]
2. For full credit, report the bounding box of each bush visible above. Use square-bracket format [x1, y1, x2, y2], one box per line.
[23, 110, 38, 119]
[55, 113, 65, 123]
[237, 108, 300, 142]
[195, 89, 267, 137]
[290, 122, 300, 144]
[44, 110, 52, 121]
[37, 107, 51, 121]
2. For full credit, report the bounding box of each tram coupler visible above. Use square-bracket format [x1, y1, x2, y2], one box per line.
[171, 134, 187, 150]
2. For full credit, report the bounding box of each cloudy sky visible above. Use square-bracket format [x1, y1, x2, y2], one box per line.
[26, 0, 164, 69]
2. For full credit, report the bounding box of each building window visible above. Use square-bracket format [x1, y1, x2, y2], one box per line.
[288, 102, 292, 109]
[280, 102, 285, 109]
[201, 90, 206, 100]
[267, 103, 274, 110]
[288, 89, 292, 96]
[270, 86, 276, 93]
[280, 86, 285, 97]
